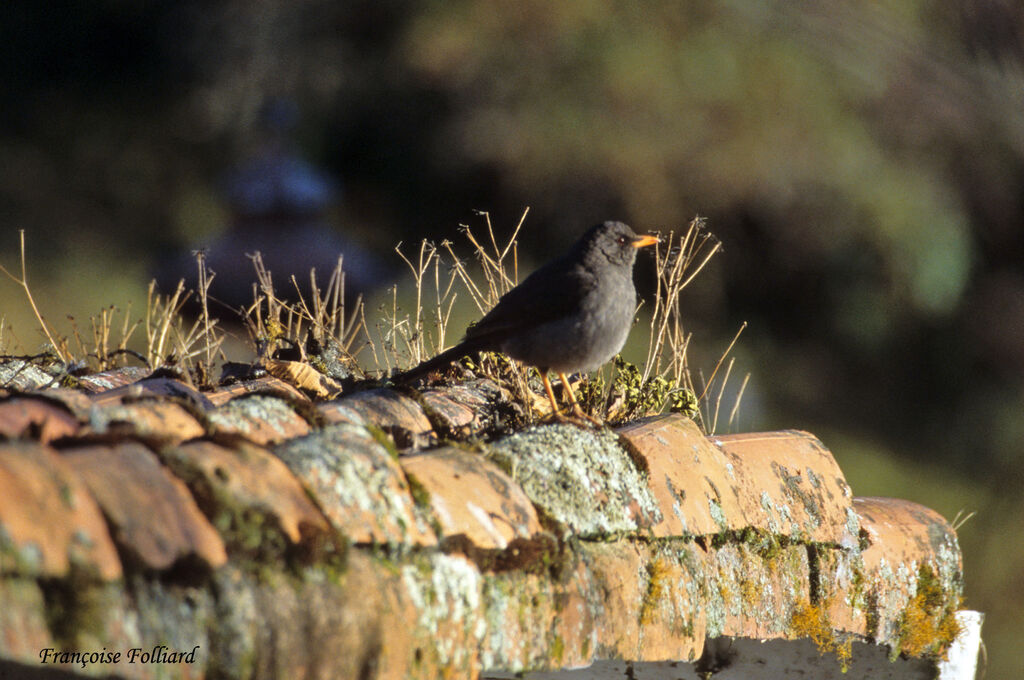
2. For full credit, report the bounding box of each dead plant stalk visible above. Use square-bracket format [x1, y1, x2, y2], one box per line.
[0, 230, 66, 362]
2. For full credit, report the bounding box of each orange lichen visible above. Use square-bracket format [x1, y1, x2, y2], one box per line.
[790, 601, 834, 654]
[835, 635, 853, 672]
[639, 557, 671, 625]
[739, 577, 759, 609]
[790, 600, 853, 672]
[897, 564, 963, 660]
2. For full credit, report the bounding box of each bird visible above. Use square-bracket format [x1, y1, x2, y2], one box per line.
[397, 220, 659, 424]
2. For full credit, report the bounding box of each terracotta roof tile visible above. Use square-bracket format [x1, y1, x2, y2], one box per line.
[617, 413, 738, 536]
[205, 375, 312, 407]
[842, 496, 962, 652]
[400, 446, 543, 550]
[0, 359, 57, 391]
[76, 366, 151, 393]
[161, 439, 334, 555]
[0, 442, 121, 580]
[274, 424, 437, 546]
[619, 415, 855, 545]
[87, 376, 216, 410]
[84, 399, 206, 444]
[420, 380, 506, 438]
[708, 540, 813, 641]
[855, 496, 962, 575]
[708, 429, 855, 543]
[61, 442, 227, 570]
[333, 388, 434, 449]
[0, 396, 80, 443]
[0, 579, 52, 662]
[419, 390, 478, 437]
[16, 388, 95, 420]
[577, 541, 705, 664]
[0, 359, 980, 678]
[207, 394, 311, 444]
[315, 399, 368, 426]
[488, 424, 661, 538]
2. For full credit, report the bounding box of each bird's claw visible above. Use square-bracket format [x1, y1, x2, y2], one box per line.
[544, 406, 605, 428]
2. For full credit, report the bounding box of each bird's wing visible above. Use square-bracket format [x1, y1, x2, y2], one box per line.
[463, 257, 592, 345]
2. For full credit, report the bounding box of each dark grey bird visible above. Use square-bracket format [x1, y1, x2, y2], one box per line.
[398, 221, 659, 424]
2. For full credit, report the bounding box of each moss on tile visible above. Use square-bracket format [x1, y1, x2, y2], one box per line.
[38, 568, 110, 649]
[549, 633, 565, 665]
[366, 424, 401, 460]
[404, 471, 432, 510]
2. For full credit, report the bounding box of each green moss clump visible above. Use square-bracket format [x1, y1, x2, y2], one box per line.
[549, 634, 565, 665]
[669, 387, 699, 419]
[405, 473, 432, 510]
[39, 569, 109, 649]
[577, 356, 697, 424]
[366, 424, 400, 460]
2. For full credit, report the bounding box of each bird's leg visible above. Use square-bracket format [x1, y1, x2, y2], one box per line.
[541, 373, 570, 422]
[558, 372, 603, 426]
[540, 372, 573, 419]
[540, 373, 601, 427]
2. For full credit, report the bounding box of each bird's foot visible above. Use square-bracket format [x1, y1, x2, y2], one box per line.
[543, 406, 604, 428]
[571, 404, 605, 427]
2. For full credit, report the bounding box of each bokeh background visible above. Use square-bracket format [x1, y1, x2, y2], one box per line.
[2, 1, 1021, 674]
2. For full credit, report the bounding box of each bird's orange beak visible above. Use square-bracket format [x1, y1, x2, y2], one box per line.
[631, 234, 660, 249]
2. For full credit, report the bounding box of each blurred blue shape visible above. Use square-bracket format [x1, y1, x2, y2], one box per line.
[156, 97, 390, 313]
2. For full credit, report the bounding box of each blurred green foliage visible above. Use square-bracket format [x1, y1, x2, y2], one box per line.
[2, 0, 1022, 674]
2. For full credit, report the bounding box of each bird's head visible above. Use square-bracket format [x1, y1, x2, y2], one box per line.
[582, 220, 659, 267]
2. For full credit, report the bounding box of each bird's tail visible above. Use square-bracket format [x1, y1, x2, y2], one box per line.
[393, 339, 484, 383]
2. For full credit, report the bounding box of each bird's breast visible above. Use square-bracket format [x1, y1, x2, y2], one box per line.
[499, 270, 636, 373]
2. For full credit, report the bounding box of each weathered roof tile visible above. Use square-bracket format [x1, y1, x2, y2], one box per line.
[618, 416, 855, 544]
[315, 400, 368, 426]
[205, 375, 311, 407]
[578, 540, 705, 664]
[0, 396, 80, 443]
[0, 442, 121, 580]
[274, 424, 437, 546]
[335, 388, 434, 450]
[207, 394, 311, 445]
[88, 376, 216, 410]
[76, 366, 151, 393]
[617, 413, 736, 536]
[0, 579, 52, 660]
[18, 388, 95, 420]
[709, 429, 855, 543]
[161, 439, 334, 554]
[401, 446, 543, 550]
[704, 541, 811, 641]
[419, 380, 505, 438]
[843, 496, 962, 654]
[0, 360, 57, 391]
[0, 361, 980, 678]
[61, 442, 227, 571]
[488, 425, 662, 539]
[419, 391, 478, 437]
[85, 399, 206, 444]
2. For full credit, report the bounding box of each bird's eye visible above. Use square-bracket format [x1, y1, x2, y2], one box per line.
[617, 236, 627, 245]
